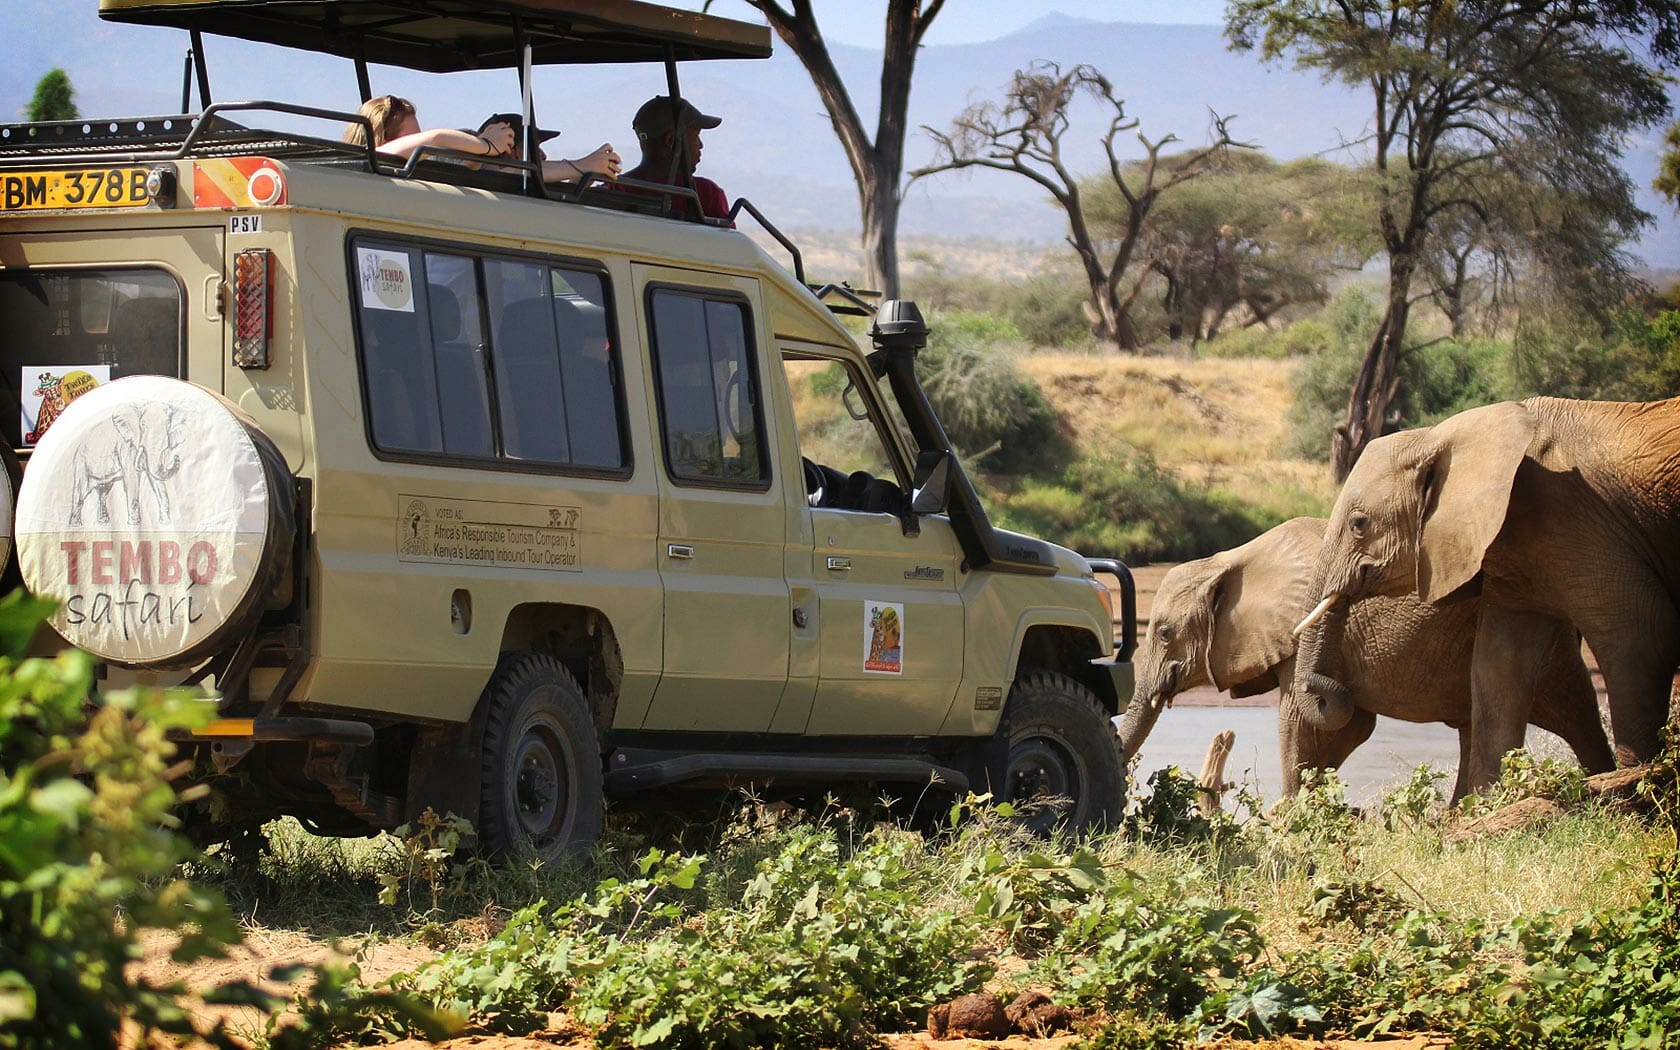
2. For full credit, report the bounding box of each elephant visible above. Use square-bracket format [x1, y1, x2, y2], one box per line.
[68, 401, 186, 527]
[1120, 516, 1612, 802]
[1293, 396, 1680, 792]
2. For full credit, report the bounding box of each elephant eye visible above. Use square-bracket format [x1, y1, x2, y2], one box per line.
[1348, 511, 1370, 538]
[1156, 624, 1172, 640]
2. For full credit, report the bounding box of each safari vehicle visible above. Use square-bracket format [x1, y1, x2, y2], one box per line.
[0, 0, 1136, 859]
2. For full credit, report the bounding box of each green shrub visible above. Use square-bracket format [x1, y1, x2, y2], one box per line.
[919, 310, 1065, 473]
[993, 452, 1282, 562]
[1203, 316, 1332, 359]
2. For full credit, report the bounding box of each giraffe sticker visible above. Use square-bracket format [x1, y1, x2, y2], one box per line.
[863, 600, 904, 675]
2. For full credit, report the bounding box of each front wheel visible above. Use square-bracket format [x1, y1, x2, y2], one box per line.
[477, 651, 603, 864]
[1000, 670, 1124, 835]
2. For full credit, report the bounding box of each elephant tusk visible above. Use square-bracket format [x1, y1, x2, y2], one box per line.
[1292, 593, 1344, 638]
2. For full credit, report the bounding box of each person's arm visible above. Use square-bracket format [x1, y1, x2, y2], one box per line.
[540, 143, 623, 184]
[379, 123, 514, 161]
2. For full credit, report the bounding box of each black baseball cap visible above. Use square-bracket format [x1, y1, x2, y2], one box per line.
[479, 113, 560, 143]
[632, 96, 722, 138]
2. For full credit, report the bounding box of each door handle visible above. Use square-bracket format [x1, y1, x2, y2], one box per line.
[667, 544, 694, 560]
[826, 556, 851, 571]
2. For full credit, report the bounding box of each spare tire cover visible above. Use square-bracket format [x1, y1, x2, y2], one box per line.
[16, 375, 294, 669]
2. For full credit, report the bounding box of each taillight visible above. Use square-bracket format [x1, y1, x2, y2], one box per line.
[233, 247, 273, 369]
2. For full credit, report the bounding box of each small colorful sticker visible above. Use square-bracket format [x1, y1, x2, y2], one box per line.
[357, 247, 415, 313]
[21, 365, 110, 445]
[863, 599, 904, 675]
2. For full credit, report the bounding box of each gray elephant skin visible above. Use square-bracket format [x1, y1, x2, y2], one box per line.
[1294, 396, 1678, 791]
[1121, 516, 1611, 803]
[68, 401, 186, 527]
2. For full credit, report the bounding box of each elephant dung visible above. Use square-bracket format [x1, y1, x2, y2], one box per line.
[1004, 989, 1076, 1036]
[926, 992, 1009, 1039]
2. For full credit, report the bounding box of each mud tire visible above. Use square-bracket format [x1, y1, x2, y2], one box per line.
[476, 651, 603, 864]
[1000, 669, 1124, 834]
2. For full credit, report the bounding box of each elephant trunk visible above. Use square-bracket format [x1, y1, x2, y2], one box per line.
[1291, 573, 1357, 734]
[1117, 684, 1166, 763]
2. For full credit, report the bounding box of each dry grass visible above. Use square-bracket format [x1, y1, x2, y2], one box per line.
[1018, 352, 1338, 513]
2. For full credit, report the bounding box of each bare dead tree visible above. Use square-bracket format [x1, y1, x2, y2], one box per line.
[733, 0, 943, 297]
[912, 62, 1244, 352]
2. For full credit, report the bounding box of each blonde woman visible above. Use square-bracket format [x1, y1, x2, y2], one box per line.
[343, 95, 513, 160]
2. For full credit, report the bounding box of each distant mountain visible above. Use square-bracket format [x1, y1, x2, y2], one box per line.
[5, 6, 1676, 267]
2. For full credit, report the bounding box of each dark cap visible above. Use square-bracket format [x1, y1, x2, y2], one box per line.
[479, 112, 560, 143]
[632, 96, 722, 138]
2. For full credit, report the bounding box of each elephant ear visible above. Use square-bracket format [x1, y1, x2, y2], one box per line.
[1416, 402, 1535, 603]
[1204, 517, 1325, 693]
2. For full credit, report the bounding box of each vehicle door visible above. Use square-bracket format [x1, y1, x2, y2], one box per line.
[634, 266, 791, 731]
[782, 349, 966, 736]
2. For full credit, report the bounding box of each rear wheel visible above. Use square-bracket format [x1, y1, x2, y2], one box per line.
[476, 651, 603, 864]
[1000, 670, 1124, 835]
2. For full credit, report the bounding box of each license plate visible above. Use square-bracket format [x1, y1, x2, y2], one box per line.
[0, 168, 150, 211]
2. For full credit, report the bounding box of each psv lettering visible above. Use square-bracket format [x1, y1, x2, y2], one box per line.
[59, 539, 218, 584]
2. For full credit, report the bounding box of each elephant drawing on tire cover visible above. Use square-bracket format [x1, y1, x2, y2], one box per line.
[1119, 517, 1612, 803]
[68, 401, 186, 527]
[1293, 397, 1680, 791]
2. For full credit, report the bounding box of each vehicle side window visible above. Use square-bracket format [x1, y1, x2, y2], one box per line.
[351, 237, 626, 472]
[649, 290, 764, 486]
[0, 269, 183, 447]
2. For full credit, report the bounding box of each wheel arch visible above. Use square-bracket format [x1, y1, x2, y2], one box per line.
[1011, 619, 1117, 715]
[404, 602, 621, 828]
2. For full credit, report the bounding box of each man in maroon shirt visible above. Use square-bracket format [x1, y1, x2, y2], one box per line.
[618, 96, 731, 222]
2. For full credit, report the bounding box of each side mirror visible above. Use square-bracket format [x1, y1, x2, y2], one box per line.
[910, 449, 953, 515]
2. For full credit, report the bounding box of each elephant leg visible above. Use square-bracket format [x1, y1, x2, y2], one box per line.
[1529, 623, 1614, 775]
[1587, 619, 1680, 767]
[1468, 605, 1552, 796]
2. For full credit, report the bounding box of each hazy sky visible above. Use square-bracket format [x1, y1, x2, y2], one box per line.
[683, 2, 1230, 47]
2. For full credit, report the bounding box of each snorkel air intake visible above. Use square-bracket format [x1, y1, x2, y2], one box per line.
[867, 300, 1055, 576]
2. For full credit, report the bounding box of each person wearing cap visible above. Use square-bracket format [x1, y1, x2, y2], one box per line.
[479, 113, 622, 184]
[617, 96, 730, 221]
[343, 95, 514, 160]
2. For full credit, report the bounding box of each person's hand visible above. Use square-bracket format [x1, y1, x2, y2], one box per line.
[479, 122, 515, 156]
[573, 143, 622, 180]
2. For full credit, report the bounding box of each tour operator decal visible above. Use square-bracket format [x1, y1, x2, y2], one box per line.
[357, 246, 415, 313]
[398, 495, 581, 571]
[22, 365, 109, 445]
[15, 377, 271, 663]
[863, 599, 904, 675]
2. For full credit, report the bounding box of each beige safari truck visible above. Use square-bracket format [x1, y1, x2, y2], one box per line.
[0, 0, 1137, 860]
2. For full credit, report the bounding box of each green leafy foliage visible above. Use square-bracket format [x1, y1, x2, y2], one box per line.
[1461, 749, 1591, 817]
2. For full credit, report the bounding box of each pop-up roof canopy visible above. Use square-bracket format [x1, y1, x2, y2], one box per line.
[98, 0, 773, 70]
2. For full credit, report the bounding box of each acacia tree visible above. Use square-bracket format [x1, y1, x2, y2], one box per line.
[27, 69, 77, 122]
[913, 62, 1243, 351]
[1228, 0, 1680, 480]
[1110, 152, 1375, 346]
[728, 0, 943, 297]
[1658, 120, 1680, 208]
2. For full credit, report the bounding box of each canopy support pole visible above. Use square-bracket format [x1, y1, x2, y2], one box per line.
[180, 48, 194, 113]
[355, 56, 372, 102]
[661, 44, 688, 216]
[190, 30, 212, 108]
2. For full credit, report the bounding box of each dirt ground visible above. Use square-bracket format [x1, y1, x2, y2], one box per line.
[136, 927, 1450, 1048]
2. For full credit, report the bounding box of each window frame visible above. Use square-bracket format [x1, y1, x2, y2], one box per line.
[345, 229, 632, 479]
[644, 282, 772, 493]
[780, 348, 915, 496]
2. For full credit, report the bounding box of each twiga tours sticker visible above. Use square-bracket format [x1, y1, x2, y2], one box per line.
[357, 246, 415, 313]
[15, 376, 273, 665]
